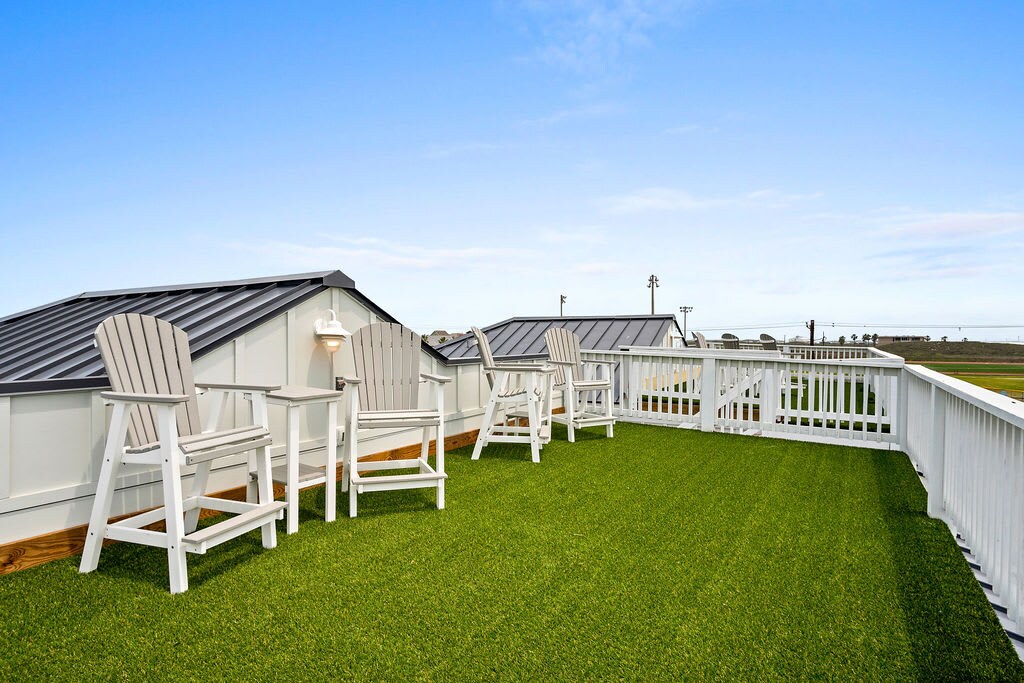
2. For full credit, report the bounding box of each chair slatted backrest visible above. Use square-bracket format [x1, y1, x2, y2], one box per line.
[721, 333, 740, 349]
[692, 331, 709, 349]
[544, 327, 582, 387]
[759, 333, 778, 351]
[95, 313, 202, 448]
[471, 327, 497, 389]
[350, 322, 421, 412]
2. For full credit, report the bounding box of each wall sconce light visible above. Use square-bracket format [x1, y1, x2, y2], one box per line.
[313, 309, 350, 353]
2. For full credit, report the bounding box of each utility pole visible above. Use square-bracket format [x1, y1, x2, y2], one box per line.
[647, 274, 659, 314]
[559, 294, 567, 317]
[806, 319, 815, 347]
[679, 306, 693, 339]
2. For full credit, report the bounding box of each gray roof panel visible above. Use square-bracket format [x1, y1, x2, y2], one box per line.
[436, 315, 680, 363]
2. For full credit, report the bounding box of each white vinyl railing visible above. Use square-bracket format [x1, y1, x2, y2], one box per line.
[903, 364, 1024, 629]
[581, 346, 904, 449]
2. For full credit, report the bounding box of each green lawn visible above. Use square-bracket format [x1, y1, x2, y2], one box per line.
[923, 362, 1024, 375]
[1, 423, 1020, 680]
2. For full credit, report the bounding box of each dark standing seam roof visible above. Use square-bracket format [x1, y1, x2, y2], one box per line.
[434, 315, 681, 364]
[0, 270, 449, 395]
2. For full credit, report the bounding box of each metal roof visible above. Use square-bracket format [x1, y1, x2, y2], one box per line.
[0, 270, 447, 395]
[435, 315, 681, 364]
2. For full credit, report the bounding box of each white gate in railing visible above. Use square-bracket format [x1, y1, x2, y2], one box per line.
[903, 365, 1024, 631]
[581, 347, 904, 448]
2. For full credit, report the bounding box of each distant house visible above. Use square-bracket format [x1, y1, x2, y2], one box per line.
[878, 335, 929, 345]
[424, 329, 468, 347]
[435, 315, 681, 363]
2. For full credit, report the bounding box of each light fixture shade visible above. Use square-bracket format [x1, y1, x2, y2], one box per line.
[314, 310, 350, 353]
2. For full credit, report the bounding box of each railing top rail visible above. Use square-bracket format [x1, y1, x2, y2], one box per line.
[598, 345, 905, 368]
[905, 363, 1024, 430]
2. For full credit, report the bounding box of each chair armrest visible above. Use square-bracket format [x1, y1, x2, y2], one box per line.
[339, 376, 363, 385]
[485, 364, 555, 374]
[195, 382, 282, 393]
[420, 372, 452, 384]
[100, 391, 191, 405]
[549, 360, 577, 366]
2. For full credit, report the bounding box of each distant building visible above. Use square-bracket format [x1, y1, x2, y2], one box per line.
[878, 335, 928, 345]
[435, 315, 680, 362]
[424, 329, 467, 347]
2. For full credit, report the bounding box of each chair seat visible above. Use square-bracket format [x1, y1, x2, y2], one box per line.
[358, 409, 440, 422]
[127, 425, 271, 454]
[556, 379, 612, 391]
[497, 385, 543, 399]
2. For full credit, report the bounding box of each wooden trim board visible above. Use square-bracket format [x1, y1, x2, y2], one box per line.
[0, 428, 480, 576]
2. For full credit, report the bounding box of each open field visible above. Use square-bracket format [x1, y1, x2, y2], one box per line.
[882, 340, 1024, 363]
[1, 423, 1019, 680]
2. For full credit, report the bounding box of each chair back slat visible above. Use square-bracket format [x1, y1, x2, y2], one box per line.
[95, 313, 201, 447]
[350, 322, 421, 412]
[544, 327, 582, 387]
[471, 327, 497, 389]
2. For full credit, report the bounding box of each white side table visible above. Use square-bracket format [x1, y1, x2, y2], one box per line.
[265, 385, 344, 534]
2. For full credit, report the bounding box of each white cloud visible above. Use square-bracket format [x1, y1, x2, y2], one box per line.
[421, 141, 502, 159]
[601, 186, 823, 213]
[510, 0, 696, 74]
[538, 227, 607, 243]
[877, 210, 1024, 238]
[664, 123, 718, 135]
[517, 101, 622, 128]
[230, 236, 542, 271]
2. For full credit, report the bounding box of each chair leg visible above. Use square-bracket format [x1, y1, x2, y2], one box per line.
[255, 444, 277, 549]
[156, 408, 188, 594]
[436, 416, 445, 510]
[80, 403, 130, 574]
[605, 387, 614, 438]
[565, 389, 576, 443]
[325, 401, 338, 523]
[527, 393, 541, 463]
[285, 406, 300, 534]
[184, 460, 212, 533]
[420, 427, 430, 472]
[472, 388, 499, 460]
[349, 484, 358, 518]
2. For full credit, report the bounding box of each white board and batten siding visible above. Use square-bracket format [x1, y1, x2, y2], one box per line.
[0, 288, 490, 545]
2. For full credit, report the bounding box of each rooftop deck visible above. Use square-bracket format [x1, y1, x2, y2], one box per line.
[1, 423, 1019, 679]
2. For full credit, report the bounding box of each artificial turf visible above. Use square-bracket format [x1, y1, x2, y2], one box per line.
[2, 423, 1021, 680]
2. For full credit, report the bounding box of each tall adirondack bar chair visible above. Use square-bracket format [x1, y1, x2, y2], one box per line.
[759, 333, 778, 351]
[469, 327, 554, 463]
[342, 322, 450, 517]
[692, 331, 709, 349]
[79, 314, 285, 594]
[544, 327, 616, 443]
[721, 333, 741, 349]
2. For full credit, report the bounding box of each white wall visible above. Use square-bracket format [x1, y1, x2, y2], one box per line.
[0, 287, 490, 544]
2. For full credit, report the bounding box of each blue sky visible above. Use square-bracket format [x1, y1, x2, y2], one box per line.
[2, 1, 1023, 340]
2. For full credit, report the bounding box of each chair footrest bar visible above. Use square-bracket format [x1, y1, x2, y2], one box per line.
[182, 501, 286, 554]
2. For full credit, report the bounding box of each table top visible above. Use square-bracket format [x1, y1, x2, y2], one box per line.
[266, 385, 345, 404]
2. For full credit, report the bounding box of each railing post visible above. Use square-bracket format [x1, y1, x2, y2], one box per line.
[700, 356, 717, 432]
[927, 384, 946, 519]
[896, 369, 909, 450]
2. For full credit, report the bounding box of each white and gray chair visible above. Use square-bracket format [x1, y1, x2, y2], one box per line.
[79, 313, 285, 594]
[470, 326, 554, 463]
[342, 322, 449, 517]
[544, 327, 616, 442]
